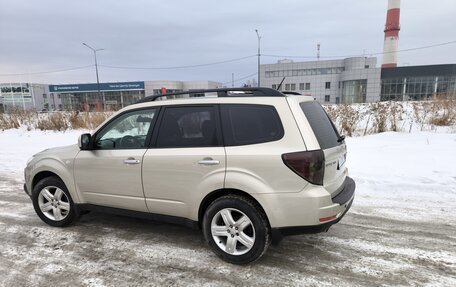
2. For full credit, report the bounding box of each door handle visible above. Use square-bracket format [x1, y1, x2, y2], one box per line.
[198, 158, 220, 166]
[124, 157, 140, 165]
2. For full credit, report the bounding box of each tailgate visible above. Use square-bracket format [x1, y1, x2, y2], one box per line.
[297, 100, 347, 195]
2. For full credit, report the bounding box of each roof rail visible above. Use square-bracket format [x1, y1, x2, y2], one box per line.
[136, 87, 285, 103]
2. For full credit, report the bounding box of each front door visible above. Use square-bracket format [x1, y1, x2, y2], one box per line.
[74, 108, 158, 212]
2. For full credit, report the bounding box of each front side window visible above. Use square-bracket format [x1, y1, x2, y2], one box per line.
[95, 109, 157, 149]
[221, 104, 284, 146]
[156, 106, 219, 148]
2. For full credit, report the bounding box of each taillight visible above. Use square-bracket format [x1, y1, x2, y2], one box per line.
[282, 150, 325, 185]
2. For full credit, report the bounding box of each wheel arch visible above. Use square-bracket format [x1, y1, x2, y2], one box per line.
[32, 171, 63, 191]
[30, 161, 81, 203]
[198, 188, 270, 228]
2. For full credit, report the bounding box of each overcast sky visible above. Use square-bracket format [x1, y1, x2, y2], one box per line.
[1, 0, 455, 85]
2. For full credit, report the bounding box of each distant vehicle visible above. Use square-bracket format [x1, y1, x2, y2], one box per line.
[24, 88, 355, 264]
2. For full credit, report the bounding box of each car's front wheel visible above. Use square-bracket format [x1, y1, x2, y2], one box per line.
[203, 195, 270, 264]
[32, 176, 77, 227]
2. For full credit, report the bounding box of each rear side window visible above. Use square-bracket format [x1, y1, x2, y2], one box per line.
[221, 104, 283, 146]
[156, 106, 220, 148]
[300, 101, 340, 149]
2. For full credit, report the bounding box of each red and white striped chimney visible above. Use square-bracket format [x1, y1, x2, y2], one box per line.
[382, 0, 401, 68]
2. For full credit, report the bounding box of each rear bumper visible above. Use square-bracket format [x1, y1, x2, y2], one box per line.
[270, 176, 355, 244]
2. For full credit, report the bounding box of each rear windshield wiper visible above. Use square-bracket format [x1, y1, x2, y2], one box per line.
[337, 135, 346, 143]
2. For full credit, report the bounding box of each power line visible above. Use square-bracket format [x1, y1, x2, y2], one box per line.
[1, 40, 454, 77]
[0, 65, 94, 77]
[99, 55, 257, 70]
[222, 72, 258, 85]
[263, 40, 456, 59]
[0, 55, 256, 77]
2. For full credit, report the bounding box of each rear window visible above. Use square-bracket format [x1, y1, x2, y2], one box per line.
[221, 104, 283, 146]
[300, 101, 340, 149]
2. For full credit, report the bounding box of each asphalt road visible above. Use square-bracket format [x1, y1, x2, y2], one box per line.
[1, 174, 455, 286]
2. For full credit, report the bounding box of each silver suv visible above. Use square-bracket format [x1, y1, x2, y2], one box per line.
[24, 88, 355, 264]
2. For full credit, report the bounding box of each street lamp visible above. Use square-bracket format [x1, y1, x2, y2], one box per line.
[82, 42, 104, 110]
[255, 29, 261, 87]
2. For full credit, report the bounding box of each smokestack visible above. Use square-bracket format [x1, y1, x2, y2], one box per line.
[382, 0, 401, 68]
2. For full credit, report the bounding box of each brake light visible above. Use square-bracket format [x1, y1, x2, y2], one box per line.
[282, 150, 325, 185]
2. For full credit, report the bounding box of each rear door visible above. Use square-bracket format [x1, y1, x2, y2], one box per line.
[142, 105, 225, 219]
[299, 101, 347, 195]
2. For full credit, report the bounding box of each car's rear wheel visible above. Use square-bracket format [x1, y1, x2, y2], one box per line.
[203, 195, 270, 264]
[32, 176, 77, 227]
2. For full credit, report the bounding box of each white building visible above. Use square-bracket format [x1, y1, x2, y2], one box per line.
[260, 57, 381, 103]
[0, 83, 50, 112]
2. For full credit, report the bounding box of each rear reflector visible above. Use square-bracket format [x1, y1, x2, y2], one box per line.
[282, 150, 325, 185]
[319, 215, 337, 222]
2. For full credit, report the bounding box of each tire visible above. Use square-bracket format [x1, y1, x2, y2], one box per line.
[32, 176, 77, 227]
[202, 195, 270, 264]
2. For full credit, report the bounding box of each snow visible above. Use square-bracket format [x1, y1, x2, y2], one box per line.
[346, 131, 456, 223]
[0, 128, 87, 178]
[0, 128, 455, 285]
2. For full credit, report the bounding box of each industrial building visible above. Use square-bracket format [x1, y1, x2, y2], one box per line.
[381, 64, 456, 101]
[260, 57, 381, 104]
[260, 0, 456, 103]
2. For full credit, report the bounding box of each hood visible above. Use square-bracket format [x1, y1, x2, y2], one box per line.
[37, 144, 80, 156]
[33, 144, 81, 163]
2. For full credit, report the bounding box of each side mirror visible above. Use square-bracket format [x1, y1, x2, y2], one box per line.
[78, 133, 92, 150]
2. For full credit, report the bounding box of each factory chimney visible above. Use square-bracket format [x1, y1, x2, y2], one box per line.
[382, 0, 401, 68]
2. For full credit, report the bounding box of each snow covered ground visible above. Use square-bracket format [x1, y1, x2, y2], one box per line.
[0, 129, 455, 286]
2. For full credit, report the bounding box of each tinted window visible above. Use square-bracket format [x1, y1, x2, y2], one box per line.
[300, 101, 340, 149]
[221, 104, 283, 146]
[156, 106, 219, 148]
[95, 109, 157, 149]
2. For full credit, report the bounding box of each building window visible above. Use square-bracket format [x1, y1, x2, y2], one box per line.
[325, 95, 330, 102]
[336, 97, 340, 104]
[290, 83, 296, 91]
[365, 65, 370, 69]
[305, 83, 311, 90]
[272, 84, 277, 89]
[299, 83, 304, 90]
[43, 94, 47, 99]
[325, 82, 331, 89]
[342, 80, 367, 103]
[285, 83, 290, 91]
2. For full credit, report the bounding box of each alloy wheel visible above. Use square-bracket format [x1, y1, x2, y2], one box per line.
[37, 186, 70, 221]
[211, 208, 256, 255]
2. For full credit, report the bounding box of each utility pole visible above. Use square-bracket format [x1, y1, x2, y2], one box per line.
[232, 73, 234, 87]
[255, 29, 261, 87]
[82, 42, 104, 110]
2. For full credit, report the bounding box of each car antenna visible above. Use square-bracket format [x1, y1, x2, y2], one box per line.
[276, 77, 286, 90]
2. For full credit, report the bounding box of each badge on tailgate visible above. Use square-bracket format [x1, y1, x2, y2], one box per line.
[337, 153, 346, 170]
